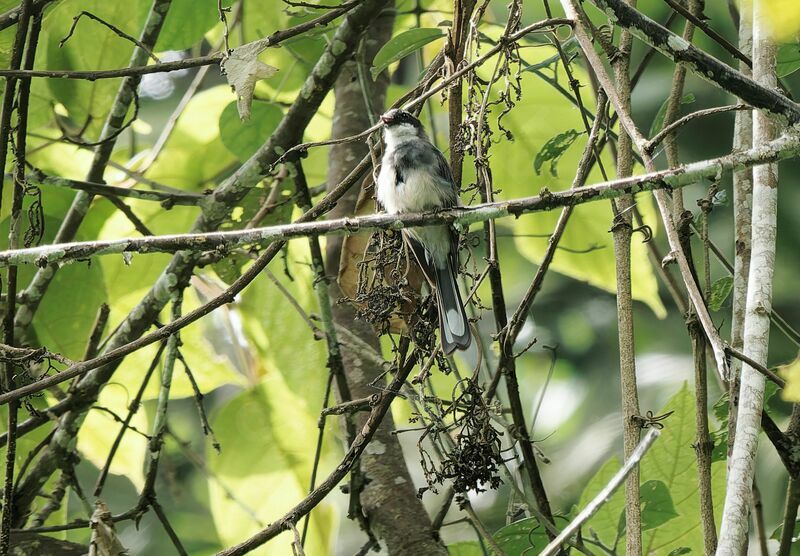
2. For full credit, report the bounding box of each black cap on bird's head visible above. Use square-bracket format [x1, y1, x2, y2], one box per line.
[380, 108, 422, 129]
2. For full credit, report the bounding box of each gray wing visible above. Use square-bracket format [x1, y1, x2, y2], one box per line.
[431, 147, 459, 208]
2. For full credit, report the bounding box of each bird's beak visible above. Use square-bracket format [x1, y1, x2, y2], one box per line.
[380, 114, 392, 125]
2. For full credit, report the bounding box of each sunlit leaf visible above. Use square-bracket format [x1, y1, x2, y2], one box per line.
[77, 384, 148, 491]
[371, 28, 445, 79]
[208, 378, 336, 555]
[763, 0, 800, 41]
[145, 85, 239, 191]
[236, 240, 328, 402]
[41, 0, 149, 137]
[484, 47, 665, 317]
[780, 356, 800, 401]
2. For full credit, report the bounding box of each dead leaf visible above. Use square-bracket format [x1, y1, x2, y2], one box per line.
[338, 183, 425, 334]
[89, 500, 127, 556]
[221, 40, 278, 120]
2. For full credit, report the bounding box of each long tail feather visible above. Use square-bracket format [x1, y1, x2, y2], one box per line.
[435, 261, 471, 354]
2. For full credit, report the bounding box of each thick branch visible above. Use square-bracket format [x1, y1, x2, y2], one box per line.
[591, 0, 800, 124]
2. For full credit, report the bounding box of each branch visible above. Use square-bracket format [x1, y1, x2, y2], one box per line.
[3, 132, 798, 267]
[28, 172, 207, 206]
[539, 429, 660, 556]
[645, 104, 751, 152]
[0, 0, 361, 81]
[718, 3, 781, 547]
[590, 0, 800, 124]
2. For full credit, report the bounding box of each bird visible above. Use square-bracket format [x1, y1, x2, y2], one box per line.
[376, 108, 471, 355]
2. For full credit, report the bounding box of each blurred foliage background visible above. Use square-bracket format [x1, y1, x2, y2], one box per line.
[1, 0, 799, 553]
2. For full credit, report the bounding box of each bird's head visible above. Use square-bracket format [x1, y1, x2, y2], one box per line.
[381, 108, 425, 144]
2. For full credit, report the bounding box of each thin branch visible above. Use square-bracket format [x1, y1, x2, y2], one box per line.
[32, 172, 207, 206]
[660, 0, 751, 67]
[725, 346, 785, 388]
[1, 4, 38, 549]
[646, 104, 751, 152]
[3, 132, 799, 268]
[60, 11, 160, 63]
[539, 429, 660, 556]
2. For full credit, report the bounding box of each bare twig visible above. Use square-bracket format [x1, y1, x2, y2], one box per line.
[60, 11, 161, 63]
[539, 429, 660, 556]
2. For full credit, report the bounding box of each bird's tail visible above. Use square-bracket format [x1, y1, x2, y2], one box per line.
[434, 260, 471, 355]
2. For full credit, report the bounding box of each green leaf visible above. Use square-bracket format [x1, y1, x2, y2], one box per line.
[371, 28, 445, 79]
[219, 101, 284, 160]
[447, 542, 484, 555]
[639, 385, 726, 555]
[491, 48, 666, 317]
[640, 480, 679, 531]
[579, 385, 726, 554]
[708, 276, 733, 311]
[78, 384, 147, 490]
[492, 517, 554, 555]
[41, 0, 150, 137]
[534, 129, 580, 177]
[577, 457, 626, 546]
[236, 240, 328, 402]
[777, 42, 800, 77]
[208, 379, 335, 555]
[649, 93, 696, 138]
[667, 548, 692, 556]
[157, 0, 233, 51]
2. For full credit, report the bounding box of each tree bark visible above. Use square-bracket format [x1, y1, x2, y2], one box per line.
[717, 0, 779, 551]
[324, 5, 447, 554]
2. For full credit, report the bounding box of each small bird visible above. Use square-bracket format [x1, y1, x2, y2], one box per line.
[376, 108, 471, 354]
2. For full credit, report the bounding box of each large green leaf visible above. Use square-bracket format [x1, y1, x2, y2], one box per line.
[371, 28, 445, 79]
[577, 456, 626, 547]
[236, 239, 328, 404]
[578, 385, 726, 554]
[77, 382, 148, 490]
[97, 207, 246, 400]
[640, 386, 725, 554]
[207, 378, 336, 555]
[41, 0, 149, 137]
[477, 47, 665, 317]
